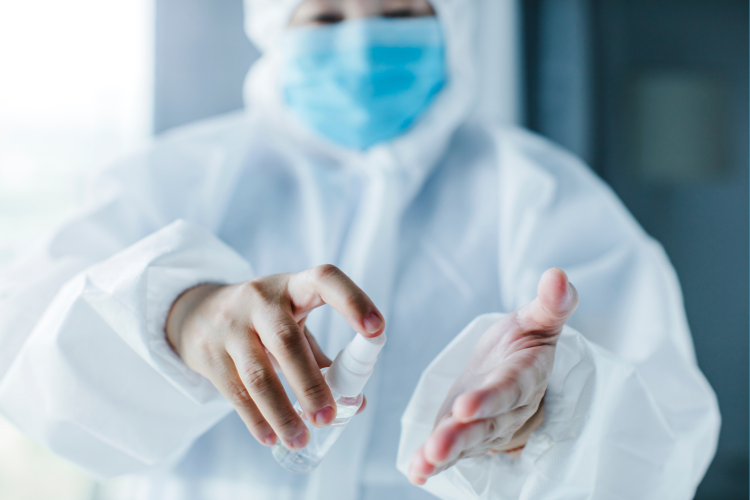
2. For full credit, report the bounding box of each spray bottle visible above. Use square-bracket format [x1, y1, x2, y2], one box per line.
[272, 332, 386, 473]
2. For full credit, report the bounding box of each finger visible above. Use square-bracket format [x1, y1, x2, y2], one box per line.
[265, 348, 281, 372]
[518, 268, 578, 331]
[492, 402, 545, 452]
[288, 265, 385, 337]
[426, 413, 527, 467]
[266, 327, 329, 371]
[207, 353, 279, 447]
[306, 326, 368, 414]
[252, 312, 336, 428]
[225, 335, 312, 449]
[408, 446, 436, 485]
[452, 360, 524, 421]
[423, 416, 495, 467]
[452, 356, 544, 421]
[304, 326, 333, 368]
[453, 380, 518, 422]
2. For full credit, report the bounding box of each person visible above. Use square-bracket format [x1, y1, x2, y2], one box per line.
[0, 0, 720, 499]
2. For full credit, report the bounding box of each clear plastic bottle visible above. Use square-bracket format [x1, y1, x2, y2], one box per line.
[272, 367, 362, 473]
[272, 333, 386, 473]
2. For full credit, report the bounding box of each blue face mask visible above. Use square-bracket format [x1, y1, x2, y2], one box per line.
[280, 17, 447, 150]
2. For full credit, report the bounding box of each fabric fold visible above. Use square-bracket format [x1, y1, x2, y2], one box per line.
[0, 219, 253, 478]
[397, 312, 718, 500]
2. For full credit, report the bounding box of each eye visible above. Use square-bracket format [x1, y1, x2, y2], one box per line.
[312, 11, 344, 24]
[382, 8, 415, 18]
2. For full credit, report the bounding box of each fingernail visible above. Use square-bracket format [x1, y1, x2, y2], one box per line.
[364, 312, 382, 333]
[263, 433, 277, 446]
[290, 429, 309, 450]
[563, 281, 578, 309]
[314, 406, 335, 426]
[411, 474, 427, 485]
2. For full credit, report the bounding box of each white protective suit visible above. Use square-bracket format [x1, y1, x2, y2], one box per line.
[0, 0, 720, 499]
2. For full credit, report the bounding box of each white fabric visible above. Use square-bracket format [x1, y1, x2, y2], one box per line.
[0, 1, 719, 499]
[243, 0, 302, 52]
[399, 314, 719, 499]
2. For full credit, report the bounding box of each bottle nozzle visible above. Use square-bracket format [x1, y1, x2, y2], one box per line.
[325, 333, 386, 397]
[348, 332, 386, 365]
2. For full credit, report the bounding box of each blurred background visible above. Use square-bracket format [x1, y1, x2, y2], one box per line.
[0, 0, 746, 498]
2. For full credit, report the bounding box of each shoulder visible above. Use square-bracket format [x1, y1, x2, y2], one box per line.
[487, 125, 646, 239]
[450, 124, 656, 285]
[81, 110, 271, 225]
[154, 110, 263, 150]
[90, 110, 269, 184]
[493, 125, 609, 198]
[447, 122, 606, 196]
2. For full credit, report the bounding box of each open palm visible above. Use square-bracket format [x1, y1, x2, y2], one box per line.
[409, 269, 579, 484]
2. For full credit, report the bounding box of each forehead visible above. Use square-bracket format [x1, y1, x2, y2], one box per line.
[296, 0, 433, 14]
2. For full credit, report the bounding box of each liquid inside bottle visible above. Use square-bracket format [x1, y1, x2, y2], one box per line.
[272, 367, 363, 474]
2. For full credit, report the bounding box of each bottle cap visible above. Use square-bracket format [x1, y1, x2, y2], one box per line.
[325, 333, 386, 397]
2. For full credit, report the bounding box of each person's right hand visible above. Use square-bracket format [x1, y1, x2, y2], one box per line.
[165, 265, 385, 451]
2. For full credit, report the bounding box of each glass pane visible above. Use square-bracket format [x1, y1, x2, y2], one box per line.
[0, 0, 154, 265]
[0, 1, 154, 498]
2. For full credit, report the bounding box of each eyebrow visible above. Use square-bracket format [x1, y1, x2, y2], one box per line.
[382, 7, 415, 17]
[311, 10, 344, 23]
[382, 0, 434, 17]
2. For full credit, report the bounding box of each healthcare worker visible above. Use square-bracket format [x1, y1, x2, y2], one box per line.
[0, 0, 720, 499]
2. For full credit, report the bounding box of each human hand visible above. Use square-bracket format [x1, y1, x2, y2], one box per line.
[408, 268, 578, 484]
[165, 265, 384, 451]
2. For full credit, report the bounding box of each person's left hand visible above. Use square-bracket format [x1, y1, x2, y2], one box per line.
[408, 268, 578, 485]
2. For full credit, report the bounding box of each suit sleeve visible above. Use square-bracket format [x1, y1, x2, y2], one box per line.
[0, 139, 252, 478]
[397, 129, 720, 500]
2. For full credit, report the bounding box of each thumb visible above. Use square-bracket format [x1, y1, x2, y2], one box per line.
[518, 268, 578, 331]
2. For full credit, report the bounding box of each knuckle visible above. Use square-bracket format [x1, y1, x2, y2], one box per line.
[242, 366, 276, 396]
[238, 279, 270, 302]
[300, 379, 330, 404]
[180, 332, 226, 373]
[245, 411, 268, 431]
[267, 322, 303, 353]
[311, 264, 342, 282]
[342, 292, 369, 313]
[196, 341, 223, 368]
[275, 410, 303, 435]
[230, 398, 269, 433]
[237, 276, 291, 313]
[213, 300, 240, 329]
[226, 381, 254, 407]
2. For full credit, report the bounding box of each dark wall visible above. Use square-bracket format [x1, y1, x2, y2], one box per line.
[596, 3, 749, 497]
[526, 1, 748, 498]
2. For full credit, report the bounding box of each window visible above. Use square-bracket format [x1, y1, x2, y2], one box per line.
[0, 1, 153, 497]
[0, 0, 154, 263]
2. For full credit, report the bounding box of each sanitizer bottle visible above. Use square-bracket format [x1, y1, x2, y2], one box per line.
[272, 332, 386, 473]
